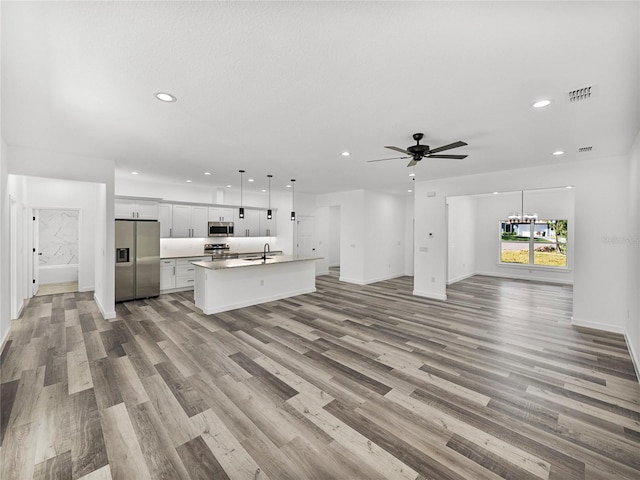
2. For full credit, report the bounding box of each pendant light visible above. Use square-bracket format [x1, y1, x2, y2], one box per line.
[290, 179, 296, 221]
[266, 174, 273, 219]
[507, 190, 537, 224]
[238, 169, 245, 219]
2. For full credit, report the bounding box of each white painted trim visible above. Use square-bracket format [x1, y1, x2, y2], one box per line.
[199, 287, 316, 315]
[624, 330, 640, 384]
[413, 290, 447, 301]
[475, 270, 573, 285]
[94, 293, 116, 319]
[316, 269, 330, 276]
[160, 286, 193, 294]
[570, 317, 626, 334]
[78, 286, 94, 293]
[339, 273, 405, 285]
[447, 272, 475, 285]
[0, 323, 10, 352]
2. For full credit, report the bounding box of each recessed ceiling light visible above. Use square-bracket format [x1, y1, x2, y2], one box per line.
[409, 173, 416, 177]
[131, 171, 139, 175]
[286, 184, 292, 188]
[225, 185, 232, 188]
[186, 179, 192, 183]
[203, 172, 212, 176]
[407, 189, 413, 193]
[532, 99, 551, 108]
[248, 178, 254, 182]
[552, 150, 565, 156]
[261, 189, 267, 193]
[566, 186, 573, 189]
[155, 92, 176, 102]
[493, 191, 499, 195]
[341, 151, 350, 156]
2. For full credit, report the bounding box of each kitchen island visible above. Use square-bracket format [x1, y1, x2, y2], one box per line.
[192, 255, 320, 314]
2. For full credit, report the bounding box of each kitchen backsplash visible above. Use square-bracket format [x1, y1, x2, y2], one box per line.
[160, 237, 280, 258]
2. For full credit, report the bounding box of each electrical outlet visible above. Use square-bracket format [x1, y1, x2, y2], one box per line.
[260, 279, 264, 286]
[431, 277, 435, 282]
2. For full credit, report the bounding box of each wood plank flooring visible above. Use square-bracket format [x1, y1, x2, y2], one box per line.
[1, 273, 639, 479]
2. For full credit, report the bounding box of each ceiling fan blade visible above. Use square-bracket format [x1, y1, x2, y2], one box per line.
[385, 146, 411, 155]
[426, 154, 468, 159]
[407, 158, 419, 167]
[427, 141, 468, 154]
[367, 156, 410, 163]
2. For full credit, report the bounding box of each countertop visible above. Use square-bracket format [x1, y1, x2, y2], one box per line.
[192, 255, 321, 270]
[161, 250, 283, 259]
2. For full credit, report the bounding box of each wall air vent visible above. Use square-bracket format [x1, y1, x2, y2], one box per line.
[568, 86, 593, 102]
[578, 146, 593, 153]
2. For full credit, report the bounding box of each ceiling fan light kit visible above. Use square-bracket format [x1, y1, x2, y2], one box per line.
[368, 132, 468, 167]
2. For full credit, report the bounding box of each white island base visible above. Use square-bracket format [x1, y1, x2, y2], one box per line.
[193, 256, 318, 314]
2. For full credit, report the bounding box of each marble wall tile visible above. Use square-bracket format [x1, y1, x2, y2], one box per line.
[38, 209, 79, 266]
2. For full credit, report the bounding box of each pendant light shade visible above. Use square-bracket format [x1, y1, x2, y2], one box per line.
[267, 174, 273, 219]
[290, 179, 296, 221]
[238, 170, 245, 219]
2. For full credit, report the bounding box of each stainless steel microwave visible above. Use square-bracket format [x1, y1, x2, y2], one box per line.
[208, 221, 234, 237]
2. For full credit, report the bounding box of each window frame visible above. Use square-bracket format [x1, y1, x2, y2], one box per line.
[499, 219, 569, 269]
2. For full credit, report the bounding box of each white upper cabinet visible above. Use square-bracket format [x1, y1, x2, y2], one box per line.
[260, 210, 277, 237]
[171, 204, 208, 238]
[208, 207, 235, 223]
[115, 198, 159, 220]
[234, 208, 261, 237]
[159, 203, 172, 238]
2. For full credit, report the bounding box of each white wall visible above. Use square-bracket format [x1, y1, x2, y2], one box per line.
[404, 195, 414, 276]
[317, 189, 407, 285]
[626, 131, 640, 379]
[26, 177, 98, 291]
[415, 155, 630, 334]
[472, 188, 574, 284]
[8, 145, 115, 318]
[328, 206, 340, 267]
[447, 195, 476, 284]
[0, 137, 10, 345]
[363, 190, 406, 283]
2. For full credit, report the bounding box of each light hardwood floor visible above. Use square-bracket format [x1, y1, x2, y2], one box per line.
[1, 274, 639, 479]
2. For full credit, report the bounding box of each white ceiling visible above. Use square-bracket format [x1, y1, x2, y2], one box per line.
[2, 1, 638, 195]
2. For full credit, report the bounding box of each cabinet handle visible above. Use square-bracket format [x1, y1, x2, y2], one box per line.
[169, 227, 172, 237]
[173, 267, 176, 275]
[136, 212, 139, 218]
[132, 211, 135, 218]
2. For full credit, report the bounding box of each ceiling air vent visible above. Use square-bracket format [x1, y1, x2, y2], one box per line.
[578, 146, 593, 153]
[568, 86, 593, 102]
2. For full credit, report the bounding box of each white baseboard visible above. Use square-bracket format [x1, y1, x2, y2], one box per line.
[475, 270, 573, 285]
[94, 293, 116, 319]
[413, 290, 447, 301]
[200, 287, 316, 315]
[79, 285, 94, 293]
[570, 317, 626, 334]
[447, 272, 475, 285]
[339, 273, 404, 286]
[624, 331, 640, 384]
[316, 269, 330, 276]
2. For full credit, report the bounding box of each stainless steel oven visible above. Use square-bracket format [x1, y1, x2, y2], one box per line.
[208, 221, 234, 237]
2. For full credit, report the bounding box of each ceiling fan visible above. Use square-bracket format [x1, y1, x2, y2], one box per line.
[368, 133, 468, 167]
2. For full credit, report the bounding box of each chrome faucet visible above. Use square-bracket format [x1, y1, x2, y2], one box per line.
[262, 242, 270, 260]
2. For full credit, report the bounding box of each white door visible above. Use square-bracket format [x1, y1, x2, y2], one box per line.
[296, 216, 315, 257]
[32, 210, 40, 295]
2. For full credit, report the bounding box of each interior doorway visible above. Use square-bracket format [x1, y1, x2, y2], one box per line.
[33, 208, 80, 296]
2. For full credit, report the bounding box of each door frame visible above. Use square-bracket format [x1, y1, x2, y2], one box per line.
[30, 206, 82, 296]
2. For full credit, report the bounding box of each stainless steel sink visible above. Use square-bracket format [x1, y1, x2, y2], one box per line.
[242, 256, 275, 261]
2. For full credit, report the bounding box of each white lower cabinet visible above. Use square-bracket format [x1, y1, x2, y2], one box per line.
[160, 257, 209, 292]
[160, 259, 176, 290]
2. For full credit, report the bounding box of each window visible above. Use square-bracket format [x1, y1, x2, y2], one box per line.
[500, 219, 567, 267]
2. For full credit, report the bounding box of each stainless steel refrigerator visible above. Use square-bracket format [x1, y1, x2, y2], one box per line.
[115, 220, 160, 302]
